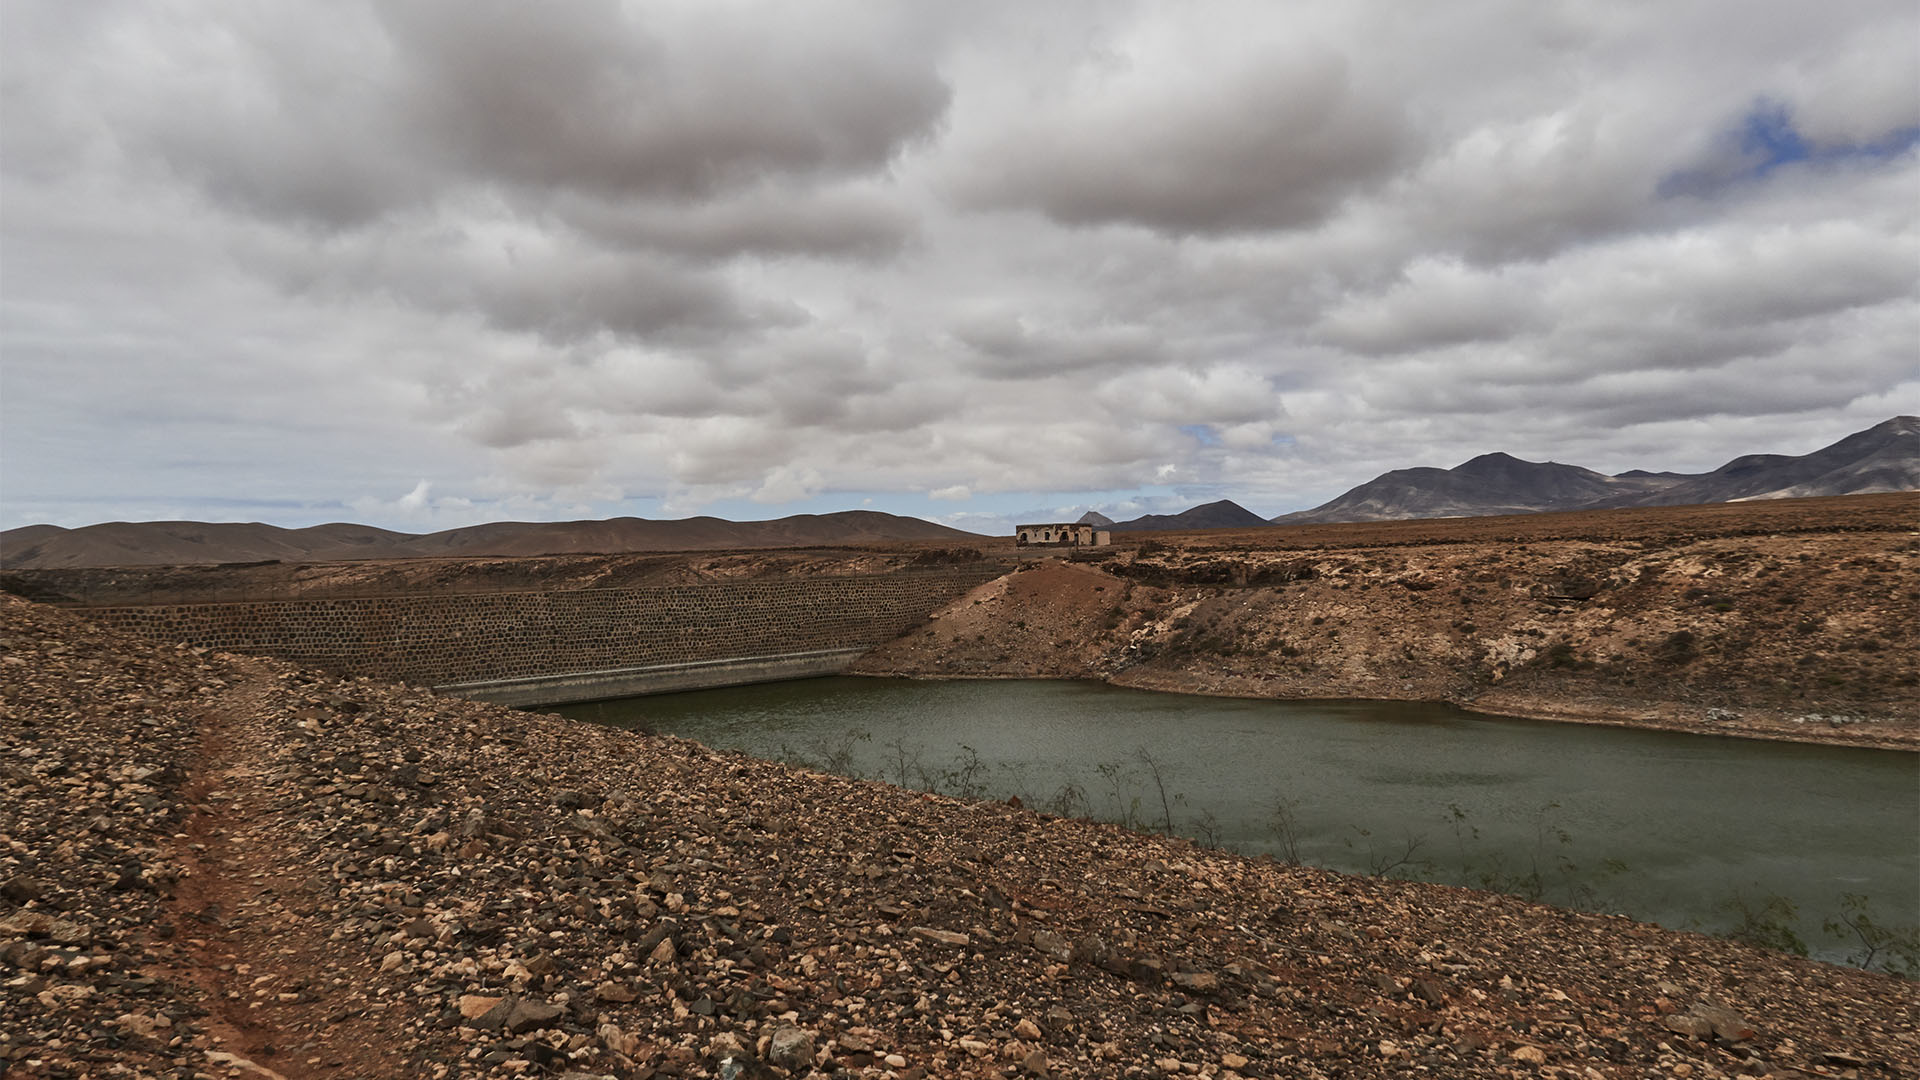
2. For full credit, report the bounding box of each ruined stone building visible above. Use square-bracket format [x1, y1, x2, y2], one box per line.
[1014, 523, 1112, 547]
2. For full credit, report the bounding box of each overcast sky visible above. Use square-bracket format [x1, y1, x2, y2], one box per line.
[3, 1, 1916, 535]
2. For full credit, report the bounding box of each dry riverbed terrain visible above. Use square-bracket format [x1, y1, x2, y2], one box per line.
[4, 593, 1918, 1078]
[854, 495, 1920, 750]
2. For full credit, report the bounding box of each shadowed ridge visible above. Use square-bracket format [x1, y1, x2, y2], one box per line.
[1273, 417, 1917, 525]
[1113, 499, 1270, 532]
[1595, 414, 1920, 507]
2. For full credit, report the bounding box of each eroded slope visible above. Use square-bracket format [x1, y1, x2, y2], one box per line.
[854, 526, 1919, 749]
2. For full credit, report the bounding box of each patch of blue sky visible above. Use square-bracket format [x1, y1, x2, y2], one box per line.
[1179, 423, 1223, 447]
[1659, 99, 1920, 198]
[14, 493, 336, 513]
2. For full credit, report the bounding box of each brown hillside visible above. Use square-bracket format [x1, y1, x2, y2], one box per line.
[858, 494, 1920, 750]
[0, 511, 982, 569]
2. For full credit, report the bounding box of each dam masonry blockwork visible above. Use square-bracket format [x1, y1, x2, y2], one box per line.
[47, 562, 1008, 706]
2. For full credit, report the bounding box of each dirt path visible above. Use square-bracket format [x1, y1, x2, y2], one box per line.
[148, 673, 416, 1079]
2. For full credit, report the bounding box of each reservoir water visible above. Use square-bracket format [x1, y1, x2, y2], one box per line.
[557, 677, 1919, 967]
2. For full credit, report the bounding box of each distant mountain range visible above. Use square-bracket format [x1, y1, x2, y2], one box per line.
[0, 511, 982, 570]
[1272, 415, 1918, 525]
[7, 418, 1913, 565]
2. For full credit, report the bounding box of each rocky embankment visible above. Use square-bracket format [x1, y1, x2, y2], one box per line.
[3, 595, 1918, 1078]
[0, 547, 976, 608]
[854, 509, 1919, 750]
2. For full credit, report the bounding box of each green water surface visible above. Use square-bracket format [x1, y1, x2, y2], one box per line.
[557, 677, 1919, 967]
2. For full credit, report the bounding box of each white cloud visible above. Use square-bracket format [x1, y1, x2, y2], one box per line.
[2, 1, 1916, 532]
[950, 14, 1411, 235]
[750, 464, 823, 506]
[397, 480, 432, 514]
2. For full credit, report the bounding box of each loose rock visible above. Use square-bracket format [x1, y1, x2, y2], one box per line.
[1, 592, 1915, 1079]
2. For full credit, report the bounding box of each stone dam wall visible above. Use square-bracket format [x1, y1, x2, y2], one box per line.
[69, 565, 1006, 705]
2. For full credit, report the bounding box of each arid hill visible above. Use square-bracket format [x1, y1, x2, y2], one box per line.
[1112, 500, 1271, 533]
[0, 546, 987, 608]
[1270, 454, 1667, 524]
[857, 493, 1920, 750]
[0, 510, 982, 570]
[5, 593, 1917, 1078]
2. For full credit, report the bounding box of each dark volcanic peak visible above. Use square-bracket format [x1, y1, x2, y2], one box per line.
[1452, 450, 1525, 473]
[1114, 499, 1270, 532]
[1273, 416, 1919, 526]
[0, 511, 982, 569]
[1270, 457, 1631, 525]
[1450, 452, 1624, 501]
[1075, 510, 1116, 527]
[1595, 414, 1920, 509]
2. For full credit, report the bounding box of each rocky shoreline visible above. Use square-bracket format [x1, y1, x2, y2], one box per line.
[4, 594, 1918, 1078]
[852, 518, 1919, 753]
[1097, 666, 1914, 753]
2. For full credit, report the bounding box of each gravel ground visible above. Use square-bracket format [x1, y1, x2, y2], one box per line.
[3, 594, 1915, 1078]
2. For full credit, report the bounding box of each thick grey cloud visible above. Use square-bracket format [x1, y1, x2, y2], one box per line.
[104, 1, 950, 228]
[383, 2, 948, 199]
[954, 40, 1410, 234]
[2, 0, 1915, 534]
[553, 184, 917, 261]
[952, 316, 1164, 379]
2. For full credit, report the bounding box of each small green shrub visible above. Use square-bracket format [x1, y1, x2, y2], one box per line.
[1718, 894, 1808, 956]
[1825, 893, 1920, 978]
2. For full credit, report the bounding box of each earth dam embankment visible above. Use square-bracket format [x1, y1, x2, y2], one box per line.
[1, 548, 1005, 706]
